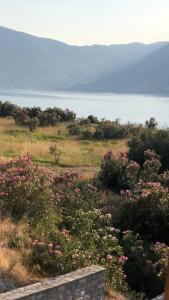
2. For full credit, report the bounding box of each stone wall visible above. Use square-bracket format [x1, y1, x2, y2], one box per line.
[152, 295, 164, 300]
[0, 265, 105, 300]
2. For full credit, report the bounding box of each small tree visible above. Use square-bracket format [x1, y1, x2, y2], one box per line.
[145, 117, 158, 129]
[49, 145, 61, 164]
[26, 117, 40, 132]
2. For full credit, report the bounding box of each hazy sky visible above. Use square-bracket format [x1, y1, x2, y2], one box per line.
[0, 0, 169, 45]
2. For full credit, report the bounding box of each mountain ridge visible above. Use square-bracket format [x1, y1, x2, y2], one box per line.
[0, 26, 168, 93]
[76, 42, 169, 94]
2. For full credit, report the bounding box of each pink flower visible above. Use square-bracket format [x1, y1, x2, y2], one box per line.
[62, 229, 69, 237]
[54, 250, 62, 255]
[75, 188, 81, 193]
[37, 242, 45, 247]
[48, 249, 54, 254]
[32, 239, 39, 246]
[0, 192, 8, 197]
[141, 190, 151, 198]
[106, 255, 113, 261]
[119, 256, 128, 265]
[122, 230, 130, 237]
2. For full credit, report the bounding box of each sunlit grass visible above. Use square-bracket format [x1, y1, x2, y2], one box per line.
[0, 118, 128, 167]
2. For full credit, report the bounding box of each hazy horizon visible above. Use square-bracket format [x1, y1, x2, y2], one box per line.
[0, 0, 169, 45]
[1, 25, 168, 47]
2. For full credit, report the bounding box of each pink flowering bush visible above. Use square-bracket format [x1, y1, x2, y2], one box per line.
[0, 157, 129, 292]
[117, 179, 169, 243]
[53, 173, 103, 217]
[0, 156, 58, 236]
[99, 148, 169, 297]
[128, 128, 169, 171]
[31, 211, 128, 292]
[1, 155, 168, 298]
[99, 151, 140, 192]
[120, 230, 169, 298]
[99, 149, 163, 192]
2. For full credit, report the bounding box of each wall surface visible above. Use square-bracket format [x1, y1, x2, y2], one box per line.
[0, 265, 105, 300]
[152, 296, 164, 300]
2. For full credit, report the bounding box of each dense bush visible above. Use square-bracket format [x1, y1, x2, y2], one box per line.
[99, 148, 169, 297]
[0, 101, 76, 128]
[128, 128, 169, 170]
[0, 157, 127, 292]
[99, 149, 162, 192]
[100, 149, 169, 243]
[121, 231, 168, 298]
[31, 212, 128, 292]
[67, 124, 81, 136]
[81, 120, 143, 140]
[145, 117, 158, 129]
[99, 151, 140, 192]
[81, 129, 93, 140]
[117, 180, 169, 244]
[0, 156, 57, 234]
[87, 114, 98, 124]
[0, 101, 17, 117]
[0, 155, 168, 298]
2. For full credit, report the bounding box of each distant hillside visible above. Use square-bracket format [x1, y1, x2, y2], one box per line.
[77, 43, 169, 94]
[0, 26, 167, 91]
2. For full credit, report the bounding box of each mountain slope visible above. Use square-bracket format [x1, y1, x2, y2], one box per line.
[0, 26, 167, 91]
[76, 43, 169, 94]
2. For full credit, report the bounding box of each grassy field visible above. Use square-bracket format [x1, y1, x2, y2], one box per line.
[0, 118, 127, 172]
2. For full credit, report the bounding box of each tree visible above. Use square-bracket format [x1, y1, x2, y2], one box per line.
[145, 117, 158, 129]
[26, 117, 40, 132]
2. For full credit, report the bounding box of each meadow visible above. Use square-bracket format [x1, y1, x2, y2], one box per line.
[0, 117, 127, 172]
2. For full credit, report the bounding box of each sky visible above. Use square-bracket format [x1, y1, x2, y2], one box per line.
[0, 0, 169, 45]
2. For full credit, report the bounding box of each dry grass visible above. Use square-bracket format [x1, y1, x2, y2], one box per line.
[105, 290, 125, 300]
[0, 219, 36, 288]
[0, 118, 128, 168]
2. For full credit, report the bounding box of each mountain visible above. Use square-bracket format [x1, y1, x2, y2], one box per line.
[0, 26, 167, 91]
[76, 43, 169, 94]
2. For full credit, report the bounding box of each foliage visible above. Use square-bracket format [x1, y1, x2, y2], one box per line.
[99, 147, 169, 297]
[87, 115, 99, 124]
[128, 128, 169, 170]
[0, 155, 168, 298]
[49, 145, 61, 164]
[79, 120, 143, 140]
[0, 101, 76, 128]
[117, 180, 169, 244]
[145, 117, 158, 129]
[67, 124, 81, 136]
[0, 156, 58, 234]
[31, 215, 128, 292]
[0, 101, 17, 117]
[99, 151, 140, 192]
[121, 230, 168, 298]
[25, 117, 40, 132]
[81, 129, 93, 140]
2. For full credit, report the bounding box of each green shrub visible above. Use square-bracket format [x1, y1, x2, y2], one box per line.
[67, 124, 81, 136]
[81, 129, 93, 140]
[49, 145, 61, 164]
[121, 231, 168, 298]
[0, 156, 58, 236]
[128, 129, 169, 170]
[87, 115, 98, 124]
[99, 151, 140, 192]
[79, 118, 91, 125]
[145, 117, 158, 129]
[116, 181, 169, 244]
[30, 212, 128, 292]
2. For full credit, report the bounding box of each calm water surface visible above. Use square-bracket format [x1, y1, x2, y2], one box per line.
[0, 89, 168, 127]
